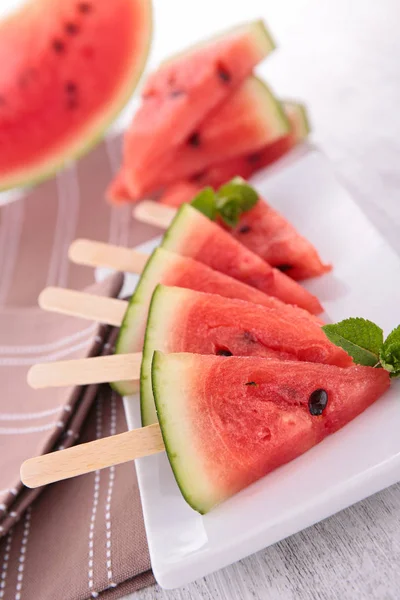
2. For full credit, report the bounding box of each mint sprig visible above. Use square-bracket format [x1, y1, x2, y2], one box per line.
[190, 177, 258, 226]
[191, 187, 217, 220]
[379, 325, 400, 377]
[323, 318, 400, 376]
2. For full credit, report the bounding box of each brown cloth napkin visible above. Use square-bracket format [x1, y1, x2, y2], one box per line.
[0, 139, 160, 599]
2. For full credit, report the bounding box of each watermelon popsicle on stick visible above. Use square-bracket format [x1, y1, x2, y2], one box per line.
[134, 182, 331, 281]
[21, 352, 390, 515]
[152, 353, 390, 513]
[159, 203, 323, 313]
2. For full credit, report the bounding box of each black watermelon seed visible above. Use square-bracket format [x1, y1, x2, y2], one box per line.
[65, 22, 79, 35]
[248, 152, 262, 165]
[245, 381, 257, 386]
[170, 89, 185, 98]
[276, 264, 293, 272]
[308, 389, 328, 416]
[187, 132, 200, 147]
[238, 225, 251, 234]
[216, 349, 232, 356]
[191, 170, 207, 183]
[52, 39, 65, 54]
[217, 62, 231, 83]
[65, 81, 77, 94]
[77, 2, 92, 13]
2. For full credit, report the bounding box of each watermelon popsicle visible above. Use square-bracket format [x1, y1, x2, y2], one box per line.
[21, 352, 390, 507]
[152, 352, 390, 513]
[160, 203, 323, 313]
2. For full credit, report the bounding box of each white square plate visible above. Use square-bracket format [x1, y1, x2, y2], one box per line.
[118, 149, 400, 589]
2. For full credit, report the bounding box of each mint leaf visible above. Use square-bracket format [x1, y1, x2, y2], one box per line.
[379, 325, 400, 377]
[218, 180, 258, 213]
[322, 318, 384, 367]
[216, 195, 242, 227]
[191, 187, 217, 220]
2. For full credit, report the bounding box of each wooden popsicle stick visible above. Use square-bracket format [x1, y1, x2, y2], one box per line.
[27, 353, 141, 389]
[133, 200, 176, 229]
[69, 238, 149, 273]
[39, 287, 128, 326]
[20, 423, 164, 488]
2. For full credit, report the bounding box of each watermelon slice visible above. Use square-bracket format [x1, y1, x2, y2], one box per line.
[227, 198, 332, 280]
[195, 101, 310, 188]
[114, 247, 322, 396]
[0, 0, 152, 191]
[161, 203, 323, 313]
[158, 101, 310, 208]
[152, 352, 390, 513]
[119, 77, 289, 196]
[141, 285, 352, 425]
[118, 20, 274, 198]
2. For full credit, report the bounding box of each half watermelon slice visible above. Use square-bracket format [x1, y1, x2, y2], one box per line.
[113, 247, 321, 396]
[0, 0, 152, 190]
[141, 285, 352, 425]
[152, 352, 390, 513]
[161, 203, 323, 313]
[118, 20, 275, 198]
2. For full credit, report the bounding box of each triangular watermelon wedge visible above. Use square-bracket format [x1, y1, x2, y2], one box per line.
[152, 352, 390, 513]
[141, 285, 352, 425]
[227, 196, 332, 281]
[153, 101, 310, 209]
[113, 247, 322, 396]
[119, 20, 275, 197]
[161, 203, 323, 313]
[122, 77, 289, 196]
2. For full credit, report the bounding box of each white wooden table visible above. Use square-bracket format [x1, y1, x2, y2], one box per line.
[126, 0, 400, 597]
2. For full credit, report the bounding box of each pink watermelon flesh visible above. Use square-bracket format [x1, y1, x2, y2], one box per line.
[0, 0, 152, 190]
[226, 200, 332, 280]
[116, 76, 289, 196]
[161, 203, 323, 314]
[114, 246, 322, 396]
[156, 101, 309, 208]
[159, 188, 331, 281]
[141, 285, 352, 425]
[119, 20, 274, 197]
[152, 352, 390, 513]
[193, 101, 310, 188]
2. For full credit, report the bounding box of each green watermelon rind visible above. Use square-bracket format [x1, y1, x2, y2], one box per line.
[139, 284, 184, 426]
[161, 19, 275, 67]
[111, 246, 170, 397]
[0, 0, 153, 192]
[282, 100, 311, 138]
[249, 78, 290, 138]
[152, 351, 212, 514]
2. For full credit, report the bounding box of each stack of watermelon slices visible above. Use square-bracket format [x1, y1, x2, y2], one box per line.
[109, 201, 390, 514]
[107, 20, 309, 207]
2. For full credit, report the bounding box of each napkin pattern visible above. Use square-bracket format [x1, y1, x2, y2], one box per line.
[0, 139, 159, 599]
